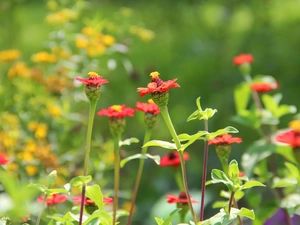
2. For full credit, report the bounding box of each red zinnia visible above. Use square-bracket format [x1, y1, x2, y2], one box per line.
[137, 71, 180, 97]
[275, 130, 300, 149]
[136, 100, 160, 115]
[251, 82, 278, 93]
[233, 54, 254, 65]
[98, 104, 134, 118]
[166, 191, 198, 204]
[208, 134, 242, 145]
[0, 153, 9, 165]
[76, 71, 109, 87]
[160, 151, 190, 167]
[72, 196, 113, 205]
[37, 194, 67, 206]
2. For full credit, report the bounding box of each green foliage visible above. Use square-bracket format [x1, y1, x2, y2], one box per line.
[70, 175, 92, 187]
[119, 137, 139, 147]
[120, 153, 160, 167]
[154, 208, 182, 225]
[187, 97, 218, 121]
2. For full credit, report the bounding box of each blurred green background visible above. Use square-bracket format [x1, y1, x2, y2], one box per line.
[1, 0, 299, 224]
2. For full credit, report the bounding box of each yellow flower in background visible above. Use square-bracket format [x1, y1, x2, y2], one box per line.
[35, 123, 48, 140]
[1, 112, 19, 128]
[130, 26, 155, 42]
[25, 165, 38, 176]
[47, 104, 62, 117]
[7, 162, 18, 171]
[46, 8, 77, 24]
[32, 51, 57, 63]
[8, 62, 30, 78]
[24, 140, 38, 153]
[82, 26, 97, 36]
[47, 0, 58, 11]
[0, 49, 21, 62]
[123, 201, 136, 213]
[0, 131, 19, 148]
[51, 46, 70, 59]
[76, 36, 89, 49]
[102, 35, 116, 46]
[28, 121, 39, 131]
[22, 151, 34, 162]
[289, 120, 300, 132]
[86, 43, 106, 57]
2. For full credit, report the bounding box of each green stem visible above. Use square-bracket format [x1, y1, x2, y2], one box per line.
[160, 106, 197, 222]
[79, 100, 97, 225]
[173, 167, 184, 191]
[200, 119, 209, 221]
[126, 128, 152, 225]
[113, 133, 121, 225]
[228, 192, 235, 214]
[36, 194, 47, 225]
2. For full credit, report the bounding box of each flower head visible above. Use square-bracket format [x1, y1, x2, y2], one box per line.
[0, 153, 9, 165]
[76, 72, 108, 101]
[233, 54, 254, 65]
[208, 134, 242, 146]
[275, 120, 300, 149]
[160, 151, 189, 167]
[166, 191, 198, 204]
[98, 104, 134, 118]
[37, 194, 67, 206]
[0, 49, 21, 62]
[72, 196, 113, 205]
[137, 71, 180, 107]
[251, 82, 279, 93]
[136, 100, 160, 115]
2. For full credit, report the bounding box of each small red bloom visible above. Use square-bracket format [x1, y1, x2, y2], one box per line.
[251, 82, 278, 93]
[208, 134, 242, 145]
[137, 71, 180, 97]
[233, 54, 254, 65]
[0, 153, 9, 165]
[98, 104, 134, 118]
[160, 151, 189, 167]
[275, 130, 300, 149]
[166, 191, 198, 204]
[136, 101, 160, 115]
[239, 171, 245, 177]
[37, 194, 67, 206]
[76, 71, 109, 87]
[72, 196, 113, 205]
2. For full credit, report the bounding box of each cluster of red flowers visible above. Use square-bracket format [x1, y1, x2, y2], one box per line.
[0, 153, 9, 165]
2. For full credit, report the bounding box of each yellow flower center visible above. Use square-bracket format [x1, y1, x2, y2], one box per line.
[111, 105, 122, 112]
[289, 120, 300, 132]
[148, 99, 155, 104]
[150, 71, 160, 78]
[88, 71, 100, 78]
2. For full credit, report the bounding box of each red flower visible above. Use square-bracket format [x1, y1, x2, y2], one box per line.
[166, 191, 198, 204]
[275, 130, 300, 149]
[233, 54, 254, 65]
[76, 71, 109, 87]
[137, 71, 180, 97]
[98, 104, 134, 118]
[239, 171, 245, 177]
[37, 194, 67, 206]
[160, 151, 189, 167]
[136, 101, 160, 115]
[251, 82, 278, 93]
[208, 134, 242, 145]
[0, 153, 9, 165]
[72, 196, 113, 205]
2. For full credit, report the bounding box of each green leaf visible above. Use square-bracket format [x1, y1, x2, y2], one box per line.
[162, 208, 182, 225]
[120, 153, 160, 167]
[280, 193, 300, 216]
[236, 208, 255, 220]
[212, 201, 228, 209]
[70, 175, 92, 187]
[196, 97, 202, 111]
[276, 145, 297, 164]
[205, 126, 239, 141]
[234, 82, 251, 114]
[179, 132, 208, 151]
[27, 183, 47, 193]
[142, 140, 177, 150]
[272, 177, 298, 188]
[228, 160, 239, 181]
[211, 169, 234, 191]
[285, 162, 300, 180]
[119, 137, 139, 147]
[47, 170, 57, 188]
[242, 181, 265, 189]
[86, 185, 104, 210]
[45, 188, 68, 195]
[154, 218, 164, 225]
[187, 97, 218, 121]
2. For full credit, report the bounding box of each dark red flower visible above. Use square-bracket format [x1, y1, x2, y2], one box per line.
[98, 104, 134, 118]
[76, 71, 109, 87]
[0, 153, 9, 165]
[37, 194, 67, 206]
[275, 130, 300, 149]
[137, 71, 180, 97]
[208, 134, 242, 145]
[166, 191, 198, 204]
[160, 151, 189, 167]
[72, 196, 113, 205]
[136, 100, 160, 115]
[233, 54, 254, 65]
[251, 82, 278, 93]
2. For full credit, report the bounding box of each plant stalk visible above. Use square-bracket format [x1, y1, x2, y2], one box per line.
[126, 128, 152, 225]
[160, 106, 197, 222]
[228, 191, 235, 214]
[36, 194, 47, 225]
[113, 133, 121, 225]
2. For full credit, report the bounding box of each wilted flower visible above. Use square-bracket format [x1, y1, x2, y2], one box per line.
[37, 194, 67, 206]
[160, 151, 190, 167]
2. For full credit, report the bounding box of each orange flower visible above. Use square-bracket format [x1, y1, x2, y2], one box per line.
[233, 54, 254, 65]
[136, 101, 160, 115]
